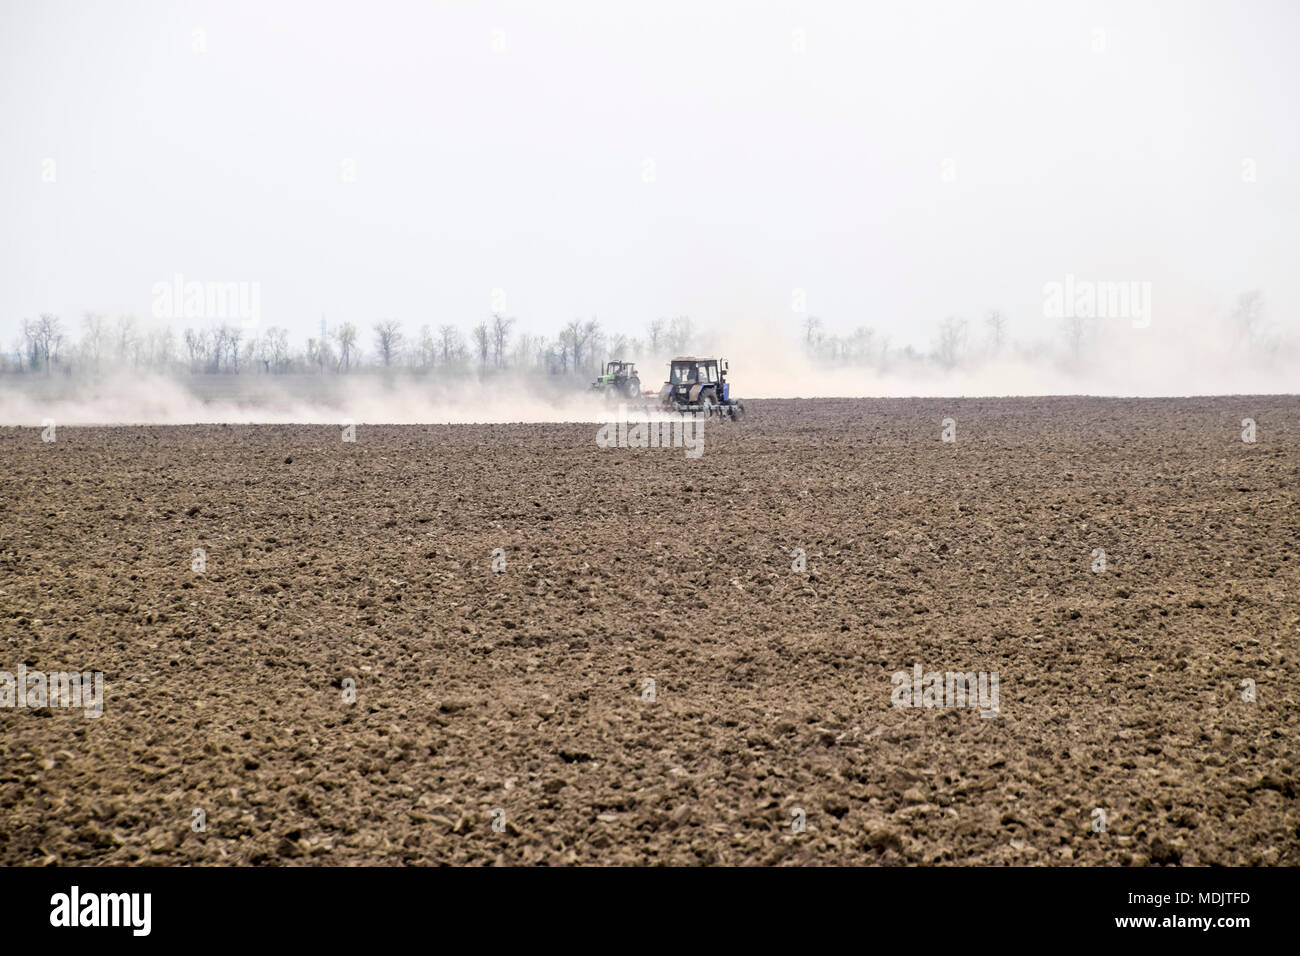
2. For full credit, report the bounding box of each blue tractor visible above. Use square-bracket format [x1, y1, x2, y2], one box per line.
[657, 356, 745, 419]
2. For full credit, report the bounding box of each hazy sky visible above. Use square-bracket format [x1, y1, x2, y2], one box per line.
[2, 0, 1297, 348]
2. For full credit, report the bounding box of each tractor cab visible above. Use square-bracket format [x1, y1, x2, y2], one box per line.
[668, 358, 725, 387]
[660, 357, 741, 417]
[600, 360, 634, 380]
[591, 360, 642, 398]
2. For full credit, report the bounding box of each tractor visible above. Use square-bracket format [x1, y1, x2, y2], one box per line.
[657, 357, 745, 419]
[591, 360, 642, 399]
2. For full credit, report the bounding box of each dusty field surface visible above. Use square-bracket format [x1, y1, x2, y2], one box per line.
[2, 396, 1298, 866]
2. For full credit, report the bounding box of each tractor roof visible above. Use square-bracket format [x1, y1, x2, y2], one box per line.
[672, 356, 717, 363]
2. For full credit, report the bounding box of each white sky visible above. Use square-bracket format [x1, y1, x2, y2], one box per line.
[2, 0, 1297, 348]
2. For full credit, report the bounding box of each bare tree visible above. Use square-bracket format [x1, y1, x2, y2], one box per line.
[471, 321, 490, 369]
[307, 336, 335, 373]
[115, 315, 137, 364]
[373, 320, 403, 366]
[490, 313, 515, 367]
[210, 326, 229, 372]
[81, 313, 108, 369]
[34, 314, 63, 372]
[667, 315, 692, 354]
[647, 317, 666, 353]
[552, 334, 571, 375]
[511, 331, 538, 369]
[1061, 315, 1089, 364]
[332, 322, 358, 371]
[149, 326, 176, 368]
[562, 319, 583, 372]
[183, 328, 202, 371]
[608, 332, 629, 361]
[531, 336, 552, 371]
[802, 314, 822, 348]
[20, 319, 39, 371]
[261, 327, 289, 372]
[849, 326, 874, 363]
[934, 316, 967, 370]
[253, 330, 271, 372]
[224, 324, 243, 372]
[582, 318, 601, 374]
[415, 325, 436, 370]
[985, 310, 1006, 355]
[437, 324, 461, 365]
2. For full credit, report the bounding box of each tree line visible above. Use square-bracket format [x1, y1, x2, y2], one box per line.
[797, 290, 1278, 370]
[3, 313, 701, 377]
[3, 291, 1279, 378]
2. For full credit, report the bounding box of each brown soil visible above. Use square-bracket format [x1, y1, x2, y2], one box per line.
[2, 396, 1298, 866]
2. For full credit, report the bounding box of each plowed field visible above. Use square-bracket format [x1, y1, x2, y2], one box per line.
[2, 396, 1298, 865]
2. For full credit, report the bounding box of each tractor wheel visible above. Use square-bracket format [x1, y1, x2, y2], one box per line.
[624, 377, 641, 398]
[700, 391, 717, 417]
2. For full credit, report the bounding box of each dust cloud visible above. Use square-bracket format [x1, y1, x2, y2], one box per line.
[1, 312, 1293, 426]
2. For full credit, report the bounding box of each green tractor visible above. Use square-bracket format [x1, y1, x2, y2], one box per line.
[591, 360, 643, 399]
